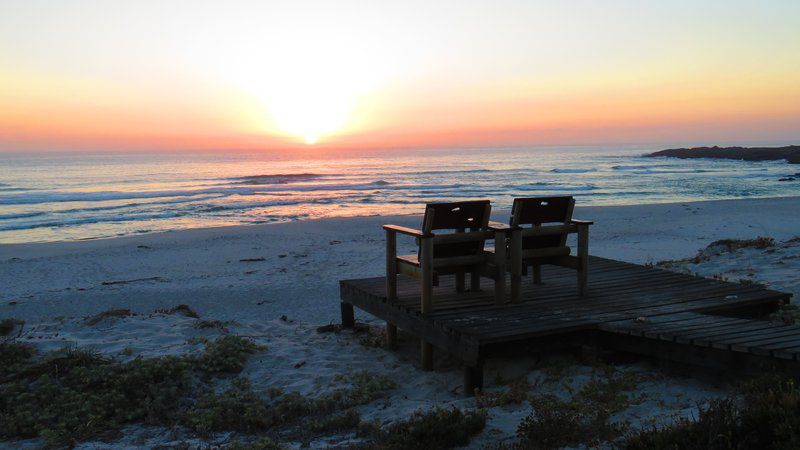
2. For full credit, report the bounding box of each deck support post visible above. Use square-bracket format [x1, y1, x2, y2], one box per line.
[386, 229, 398, 301]
[421, 341, 434, 370]
[510, 228, 522, 303]
[386, 322, 398, 350]
[493, 230, 506, 304]
[340, 302, 355, 328]
[576, 223, 589, 297]
[463, 361, 484, 396]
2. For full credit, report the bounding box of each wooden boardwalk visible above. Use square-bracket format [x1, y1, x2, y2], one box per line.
[340, 256, 793, 393]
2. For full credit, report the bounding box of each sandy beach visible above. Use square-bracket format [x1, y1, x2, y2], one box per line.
[2, 196, 800, 448]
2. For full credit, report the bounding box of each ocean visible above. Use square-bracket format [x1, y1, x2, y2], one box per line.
[1, 146, 799, 243]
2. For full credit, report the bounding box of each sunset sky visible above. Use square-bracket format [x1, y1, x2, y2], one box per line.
[1, 0, 799, 152]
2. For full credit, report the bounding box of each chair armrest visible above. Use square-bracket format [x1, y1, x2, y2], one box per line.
[488, 221, 514, 232]
[383, 224, 430, 237]
[571, 219, 594, 226]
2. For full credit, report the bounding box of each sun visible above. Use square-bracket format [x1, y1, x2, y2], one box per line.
[210, 30, 391, 145]
[264, 83, 353, 145]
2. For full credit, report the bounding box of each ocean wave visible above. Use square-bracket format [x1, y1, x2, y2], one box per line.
[611, 165, 650, 170]
[0, 211, 47, 220]
[517, 183, 595, 191]
[0, 187, 36, 192]
[0, 211, 188, 232]
[229, 173, 324, 185]
[412, 169, 493, 175]
[372, 180, 392, 185]
[549, 168, 597, 173]
[0, 188, 242, 205]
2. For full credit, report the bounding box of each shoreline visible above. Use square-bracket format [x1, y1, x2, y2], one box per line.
[4, 194, 800, 250]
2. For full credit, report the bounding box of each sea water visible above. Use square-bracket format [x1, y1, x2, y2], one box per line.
[1, 145, 799, 243]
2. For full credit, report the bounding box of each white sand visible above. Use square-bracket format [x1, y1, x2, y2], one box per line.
[2, 196, 799, 448]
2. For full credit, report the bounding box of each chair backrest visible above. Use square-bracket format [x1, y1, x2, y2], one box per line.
[511, 196, 575, 249]
[421, 200, 491, 259]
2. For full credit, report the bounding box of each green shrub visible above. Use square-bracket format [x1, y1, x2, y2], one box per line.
[0, 342, 36, 376]
[193, 335, 261, 374]
[309, 409, 361, 433]
[184, 378, 271, 434]
[0, 335, 260, 445]
[516, 393, 628, 449]
[84, 309, 133, 325]
[0, 318, 21, 336]
[380, 407, 486, 449]
[315, 370, 397, 412]
[625, 378, 800, 450]
[156, 304, 200, 318]
[708, 237, 775, 252]
[476, 378, 531, 408]
[226, 438, 283, 450]
[0, 351, 192, 445]
[195, 319, 235, 332]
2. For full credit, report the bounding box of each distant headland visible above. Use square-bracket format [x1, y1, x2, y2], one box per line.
[646, 145, 800, 164]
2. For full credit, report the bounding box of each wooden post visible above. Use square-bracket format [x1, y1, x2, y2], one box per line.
[577, 223, 589, 297]
[341, 302, 355, 328]
[420, 235, 433, 315]
[386, 229, 398, 302]
[386, 322, 397, 350]
[533, 264, 542, 285]
[421, 341, 434, 370]
[463, 361, 484, 396]
[510, 228, 522, 303]
[493, 230, 506, 304]
[470, 269, 481, 291]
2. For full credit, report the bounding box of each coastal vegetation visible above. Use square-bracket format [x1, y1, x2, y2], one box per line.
[0, 331, 489, 449]
[625, 377, 800, 449]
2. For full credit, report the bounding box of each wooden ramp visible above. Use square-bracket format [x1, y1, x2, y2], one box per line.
[600, 311, 800, 370]
[340, 256, 792, 394]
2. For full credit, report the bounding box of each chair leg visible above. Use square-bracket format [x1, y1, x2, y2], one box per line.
[386, 322, 398, 350]
[533, 264, 542, 285]
[577, 222, 589, 297]
[493, 230, 506, 305]
[421, 341, 434, 370]
[470, 269, 481, 291]
[510, 229, 522, 303]
[455, 271, 465, 292]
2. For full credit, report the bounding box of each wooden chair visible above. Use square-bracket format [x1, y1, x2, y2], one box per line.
[506, 196, 592, 300]
[383, 200, 509, 312]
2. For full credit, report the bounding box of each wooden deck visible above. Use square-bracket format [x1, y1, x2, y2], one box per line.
[340, 256, 793, 394]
